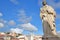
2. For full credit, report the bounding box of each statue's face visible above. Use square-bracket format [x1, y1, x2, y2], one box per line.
[42, 2, 46, 6]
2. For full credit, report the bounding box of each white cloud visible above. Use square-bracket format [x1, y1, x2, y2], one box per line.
[10, 28, 23, 34]
[20, 23, 38, 32]
[18, 9, 25, 14]
[10, 0, 19, 4]
[17, 9, 32, 23]
[0, 19, 7, 23]
[4, 20, 7, 23]
[0, 19, 7, 27]
[8, 20, 16, 26]
[19, 16, 32, 23]
[0, 23, 4, 27]
[0, 13, 3, 17]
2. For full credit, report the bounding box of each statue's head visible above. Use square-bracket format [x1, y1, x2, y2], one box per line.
[42, 1, 47, 6]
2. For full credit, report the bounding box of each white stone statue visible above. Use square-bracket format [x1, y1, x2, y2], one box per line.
[40, 1, 57, 37]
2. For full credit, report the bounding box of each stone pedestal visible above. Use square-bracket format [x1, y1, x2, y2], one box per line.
[42, 36, 60, 40]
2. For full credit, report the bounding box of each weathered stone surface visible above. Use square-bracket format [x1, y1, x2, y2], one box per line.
[40, 0, 60, 40]
[40, 4, 57, 36]
[42, 36, 60, 40]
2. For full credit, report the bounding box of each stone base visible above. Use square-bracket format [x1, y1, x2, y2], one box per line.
[42, 36, 60, 40]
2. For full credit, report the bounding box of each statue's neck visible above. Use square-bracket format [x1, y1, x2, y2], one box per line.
[43, 5, 47, 8]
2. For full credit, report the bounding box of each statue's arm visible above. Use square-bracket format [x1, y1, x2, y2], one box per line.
[40, 8, 46, 20]
[46, 6, 56, 17]
[40, 12, 43, 19]
[40, 8, 44, 19]
[53, 11, 56, 18]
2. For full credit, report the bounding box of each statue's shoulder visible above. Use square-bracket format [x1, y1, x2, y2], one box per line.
[40, 5, 49, 10]
[46, 5, 54, 10]
[46, 5, 55, 11]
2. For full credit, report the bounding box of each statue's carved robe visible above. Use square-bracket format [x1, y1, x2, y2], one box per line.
[40, 5, 57, 37]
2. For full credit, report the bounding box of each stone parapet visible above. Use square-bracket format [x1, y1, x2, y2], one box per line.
[42, 36, 60, 40]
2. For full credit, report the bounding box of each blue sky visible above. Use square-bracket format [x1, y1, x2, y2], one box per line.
[0, 0, 60, 35]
